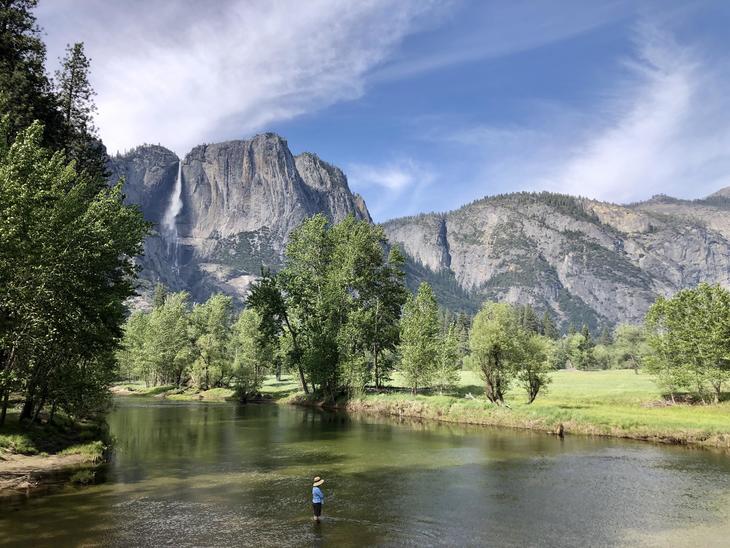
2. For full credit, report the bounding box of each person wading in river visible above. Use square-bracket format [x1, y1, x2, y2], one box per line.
[312, 476, 325, 522]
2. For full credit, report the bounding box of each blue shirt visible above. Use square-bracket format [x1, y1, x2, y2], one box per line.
[312, 486, 324, 504]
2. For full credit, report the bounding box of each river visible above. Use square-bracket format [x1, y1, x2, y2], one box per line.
[1, 399, 729, 547]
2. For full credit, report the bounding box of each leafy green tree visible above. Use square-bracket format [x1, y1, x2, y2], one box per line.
[117, 311, 150, 381]
[517, 334, 553, 403]
[190, 294, 233, 389]
[0, 122, 148, 423]
[247, 215, 406, 399]
[398, 282, 439, 394]
[574, 325, 597, 370]
[612, 324, 649, 373]
[518, 304, 540, 334]
[246, 270, 308, 393]
[329, 219, 407, 392]
[597, 325, 613, 346]
[592, 344, 612, 370]
[645, 283, 730, 403]
[468, 302, 520, 405]
[230, 308, 272, 401]
[143, 291, 193, 386]
[433, 322, 461, 395]
[368, 247, 408, 388]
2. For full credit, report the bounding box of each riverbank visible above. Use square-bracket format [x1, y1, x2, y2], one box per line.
[289, 370, 730, 450]
[110, 371, 730, 450]
[111, 377, 300, 402]
[0, 412, 108, 496]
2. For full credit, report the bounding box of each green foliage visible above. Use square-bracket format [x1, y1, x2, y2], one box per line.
[118, 290, 278, 397]
[611, 324, 649, 371]
[190, 294, 234, 389]
[398, 283, 440, 394]
[541, 311, 559, 340]
[467, 302, 521, 404]
[517, 335, 553, 403]
[433, 322, 462, 395]
[54, 42, 107, 178]
[247, 215, 407, 399]
[0, 0, 63, 147]
[517, 304, 540, 334]
[0, 121, 148, 424]
[231, 309, 272, 400]
[645, 283, 730, 402]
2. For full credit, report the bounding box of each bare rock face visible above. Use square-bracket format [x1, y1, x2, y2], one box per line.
[109, 145, 179, 225]
[383, 192, 730, 329]
[111, 133, 371, 305]
[113, 134, 730, 330]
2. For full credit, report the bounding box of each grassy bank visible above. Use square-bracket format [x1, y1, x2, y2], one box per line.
[111, 376, 301, 402]
[111, 371, 730, 449]
[0, 411, 108, 495]
[290, 370, 730, 449]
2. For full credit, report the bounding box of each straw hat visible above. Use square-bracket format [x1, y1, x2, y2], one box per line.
[313, 476, 325, 487]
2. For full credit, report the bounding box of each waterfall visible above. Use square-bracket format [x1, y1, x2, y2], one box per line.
[162, 161, 183, 268]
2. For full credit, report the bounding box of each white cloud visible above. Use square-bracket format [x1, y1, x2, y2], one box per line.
[428, 23, 730, 205]
[372, 0, 629, 82]
[541, 24, 699, 201]
[348, 160, 434, 191]
[347, 159, 436, 219]
[36, 0, 443, 155]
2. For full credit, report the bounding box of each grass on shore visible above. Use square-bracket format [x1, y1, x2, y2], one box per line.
[0, 411, 108, 458]
[111, 370, 730, 448]
[112, 376, 301, 402]
[291, 370, 730, 448]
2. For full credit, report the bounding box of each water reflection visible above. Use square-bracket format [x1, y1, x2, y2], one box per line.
[1, 399, 729, 547]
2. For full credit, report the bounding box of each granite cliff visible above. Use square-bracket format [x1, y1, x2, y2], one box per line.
[382, 191, 730, 328]
[110, 133, 370, 308]
[112, 133, 730, 329]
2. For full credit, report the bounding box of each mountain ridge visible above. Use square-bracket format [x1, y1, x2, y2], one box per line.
[111, 132, 730, 329]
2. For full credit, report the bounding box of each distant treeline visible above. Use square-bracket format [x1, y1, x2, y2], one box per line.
[120, 212, 730, 406]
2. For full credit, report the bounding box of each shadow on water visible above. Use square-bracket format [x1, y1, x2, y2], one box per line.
[1, 399, 729, 547]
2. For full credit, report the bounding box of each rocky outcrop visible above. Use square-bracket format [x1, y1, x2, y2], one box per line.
[113, 134, 730, 329]
[111, 133, 370, 306]
[383, 192, 730, 328]
[109, 145, 179, 225]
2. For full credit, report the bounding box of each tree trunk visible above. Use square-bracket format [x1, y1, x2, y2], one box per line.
[283, 314, 308, 394]
[0, 390, 9, 426]
[373, 346, 380, 389]
[20, 397, 34, 422]
[32, 396, 46, 424]
[49, 401, 58, 425]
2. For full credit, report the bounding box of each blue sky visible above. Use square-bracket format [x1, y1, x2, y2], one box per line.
[38, 1, 730, 221]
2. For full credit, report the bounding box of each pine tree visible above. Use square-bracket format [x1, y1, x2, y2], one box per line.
[54, 42, 107, 178]
[541, 311, 559, 340]
[519, 304, 540, 334]
[0, 0, 63, 146]
[152, 282, 168, 309]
